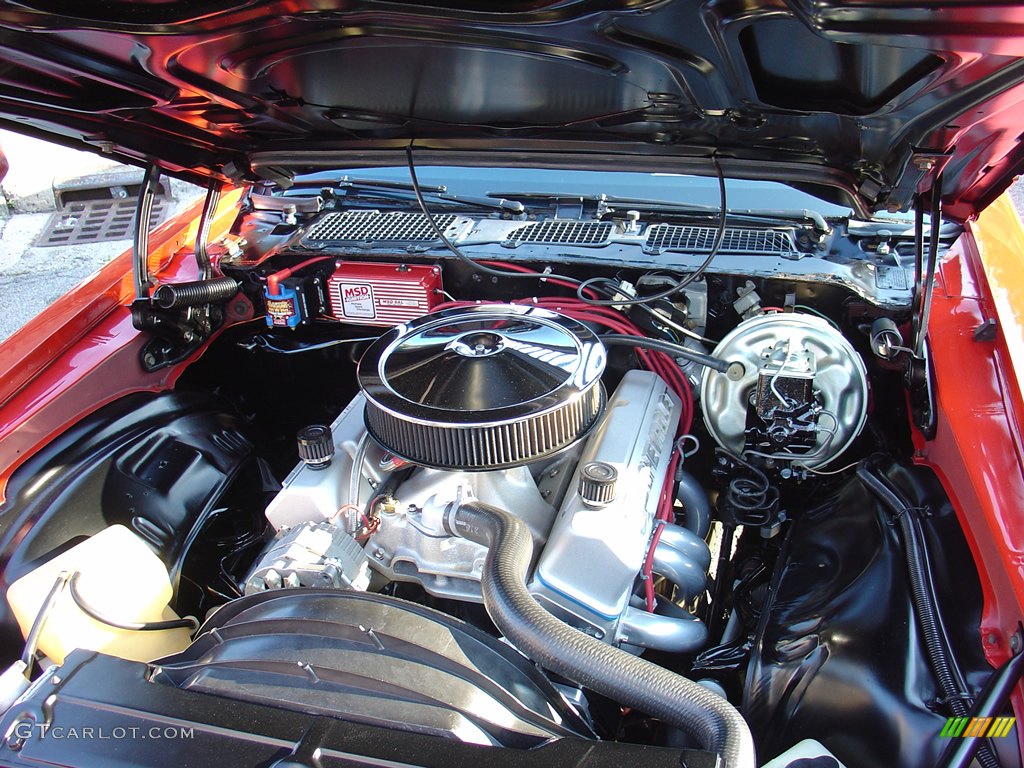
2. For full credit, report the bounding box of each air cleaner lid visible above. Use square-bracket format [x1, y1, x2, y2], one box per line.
[357, 304, 606, 470]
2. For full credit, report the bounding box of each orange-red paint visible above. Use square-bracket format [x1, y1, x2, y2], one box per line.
[0, 187, 245, 505]
[916, 193, 1024, 753]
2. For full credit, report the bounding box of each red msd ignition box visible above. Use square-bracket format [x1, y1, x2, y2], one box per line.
[327, 262, 443, 326]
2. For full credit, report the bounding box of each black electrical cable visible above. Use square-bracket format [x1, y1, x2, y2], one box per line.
[939, 635, 1024, 768]
[68, 572, 197, 632]
[721, 452, 778, 528]
[858, 465, 1001, 768]
[707, 522, 736, 646]
[912, 510, 973, 700]
[21, 571, 71, 669]
[576, 155, 728, 307]
[599, 333, 741, 376]
[405, 146, 585, 287]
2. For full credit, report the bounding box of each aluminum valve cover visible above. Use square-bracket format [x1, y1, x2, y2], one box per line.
[529, 370, 684, 638]
[357, 304, 606, 470]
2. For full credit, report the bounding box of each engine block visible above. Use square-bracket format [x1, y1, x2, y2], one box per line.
[255, 307, 712, 653]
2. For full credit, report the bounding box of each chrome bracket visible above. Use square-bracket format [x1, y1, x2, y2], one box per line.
[132, 164, 161, 299]
[194, 181, 221, 280]
[911, 174, 942, 358]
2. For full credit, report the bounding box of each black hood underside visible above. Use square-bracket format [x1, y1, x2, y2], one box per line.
[4, 0, 1024, 220]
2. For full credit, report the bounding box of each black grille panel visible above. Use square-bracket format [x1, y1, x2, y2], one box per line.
[304, 211, 458, 244]
[645, 225, 795, 254]
[506, 220, 613, 246]
[36, 197, 169, 247]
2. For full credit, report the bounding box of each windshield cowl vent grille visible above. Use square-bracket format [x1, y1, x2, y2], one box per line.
[303, 211, 459, 245]
[644, 225, 796, 255]
[504, 220, 613, 247]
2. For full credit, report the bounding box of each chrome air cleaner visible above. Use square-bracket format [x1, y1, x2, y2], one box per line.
[357, 305, 606, 470]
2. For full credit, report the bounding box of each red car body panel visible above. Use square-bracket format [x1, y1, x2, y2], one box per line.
[0, 187, 246, 506]
[910, 194, 1024, 752]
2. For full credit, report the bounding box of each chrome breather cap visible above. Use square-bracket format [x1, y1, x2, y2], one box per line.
[357, 305, 607, 470]
[578, 461, 617, 507]
[297, 424, 333, 469]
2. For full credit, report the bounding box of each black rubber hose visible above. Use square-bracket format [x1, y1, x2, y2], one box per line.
[600, 334, 739, 376]
[676, 469, 712, 539]
[68, 573, 197, 632]
[858, 466, 1001, 768]
[912, 509, 973, 700]
[939, 635, 1024, 768]
[21, 571, 71, 669]
[707, 522, 736, 643]
[446, 499, 755, 768]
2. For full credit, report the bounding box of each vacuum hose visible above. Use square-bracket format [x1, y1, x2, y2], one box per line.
[445, 498, 756, 768]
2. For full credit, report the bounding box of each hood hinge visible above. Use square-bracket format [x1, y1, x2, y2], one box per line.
[905, 173, 943, 439]
[131, 178, 244, 371]
[911, 173, 942, 358]
[131, 163, 161, 300]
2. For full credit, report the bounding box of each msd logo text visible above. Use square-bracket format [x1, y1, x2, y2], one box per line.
[344, 285, 372, 300]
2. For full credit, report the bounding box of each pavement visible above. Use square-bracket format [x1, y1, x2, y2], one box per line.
[0, 130, 202, 341]
[0, 130, 1023, 343]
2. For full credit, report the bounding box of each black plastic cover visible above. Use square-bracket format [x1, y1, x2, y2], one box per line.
[154, 590, 594, 747]
[0, 648, 718, 768]
[744, 463, 997, 767]
[0, 392, 260, 660]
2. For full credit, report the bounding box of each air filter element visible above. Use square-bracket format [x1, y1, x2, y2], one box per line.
[357, 305, 606, 470]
